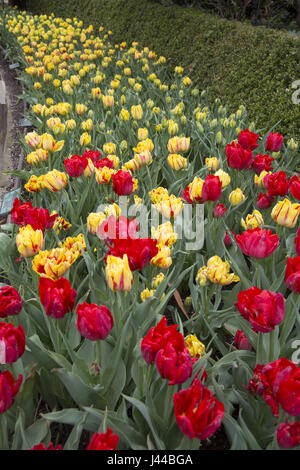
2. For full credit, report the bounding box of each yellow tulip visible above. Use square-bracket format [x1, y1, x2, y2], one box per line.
[40, 169, 68, 192]
[241, 210, 264, 230]
[229, 188, 246, 206]
[16, 225, 44, 258]
[32, 247, 80, 280]
[151, 222, 177, 247]
[167, 154, 188, 171]
[214, 169, 231, 187]
[40, 133, 64, 152]
[185, 334, 205, 359]
[103, 142, 117, 155]
[95, 166, 114, 184]
[106, 254, 133, 292]
[205, 157, 220, 171]
[151, 245, 172, 269]
[155, 195, 184, 218]
[87, 212, 106, 235]
[131, 105, 143, 120]
[271, 198, 300, 228]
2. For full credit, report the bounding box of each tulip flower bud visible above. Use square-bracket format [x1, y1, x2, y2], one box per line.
[287, 138, 298, 151]
[216, 131, 223, 144]
[234, 330, 253, 351]
[214, 203, 227, 218]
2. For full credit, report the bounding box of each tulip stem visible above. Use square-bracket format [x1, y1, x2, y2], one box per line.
[254, 258, 261, 288]
[94, 340, 101, 365]
[0, 414, 8, 450]
[269, 328, 275, 362]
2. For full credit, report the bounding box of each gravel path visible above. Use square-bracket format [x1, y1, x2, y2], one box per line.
[0, 49, 26, 223]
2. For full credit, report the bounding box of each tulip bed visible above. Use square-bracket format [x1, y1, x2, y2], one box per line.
[0, 7, 299, 451]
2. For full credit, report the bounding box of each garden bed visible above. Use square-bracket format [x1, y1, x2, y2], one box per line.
[25, 0, 300, 141]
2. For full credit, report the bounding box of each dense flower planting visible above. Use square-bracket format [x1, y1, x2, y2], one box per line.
[0, 6, 299, 450]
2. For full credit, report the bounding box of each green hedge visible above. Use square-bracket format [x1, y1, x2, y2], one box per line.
[27, 0, 300, 139]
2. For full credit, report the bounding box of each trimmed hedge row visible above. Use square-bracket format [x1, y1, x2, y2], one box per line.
[27, 0, 300, 139]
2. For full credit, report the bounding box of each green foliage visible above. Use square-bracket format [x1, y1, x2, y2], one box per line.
[28, 0, 300, 140]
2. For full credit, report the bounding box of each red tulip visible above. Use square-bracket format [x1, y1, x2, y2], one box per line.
[200, 175, 222, 202]
[0, 286, 23, 318]
[173, 377, 225, 440]
[277, 367, 300, 417]
[247, 364, 265, 396]
[112, 170, 133, 196]
[224, 230, 235, 247]
[87, 428, 119, 450]
[264, 171, 289, 197]
[0, 371, 22, 414]
[257, 192, 274, 209]
[285, 256, 300, 293]
[238, 128, 259, 150]
[39, 277, 77, 319]
[225, 141, 253, 170]
[295, 228, 300, 256]
[106, 236, 158, 271]
[289, 174, 300, 200]
[235, 287, 285, 333]
[76, 303, 113, 340]
[182, 185, 193, 204]
[98, 215, 139, 241]
[10, 198, 57, 232]
[235, 228, 279, 258]
[248, 358, 298, 417]
[0, 322, 25, 364]
[214, 203, 227, 218]
[27, 207, 58, 231]
[30, 442, 63, 450]
[141, 316, 183, 364]
[265, 132, 283, 152]
[64, 154, 88, 177]
[234, 330, 253, 351]
[277, 421, 300, 449]
[94, 157, 114, 169]
[10, 198, 33, 225]
[155, 342, 193, 385]
[252, 154, 274, 175]
[82, 149, 101, 164]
